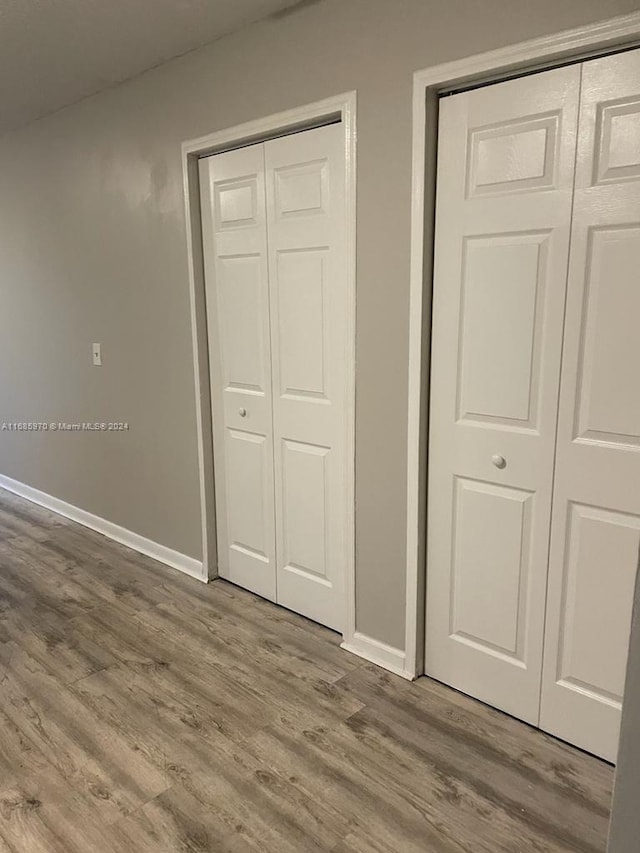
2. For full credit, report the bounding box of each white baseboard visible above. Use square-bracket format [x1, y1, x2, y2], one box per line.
[0, 474, 206, 583]
[341, 631, 414, 681]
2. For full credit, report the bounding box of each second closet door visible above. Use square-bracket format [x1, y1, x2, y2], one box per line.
[200, 122, 347, 631]
[427, 49, 640, 761]
[425, 64, 581, 724]
[540, 49, 640, 762]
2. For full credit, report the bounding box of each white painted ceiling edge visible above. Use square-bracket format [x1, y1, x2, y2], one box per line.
[0, 0, 304, 135]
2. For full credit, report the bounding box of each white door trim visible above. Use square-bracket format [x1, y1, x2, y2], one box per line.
[181, 92, 357, 640]
[405, 12, 640, 679]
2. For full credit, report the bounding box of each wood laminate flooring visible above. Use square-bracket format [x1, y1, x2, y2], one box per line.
[0, 488, 613, 852]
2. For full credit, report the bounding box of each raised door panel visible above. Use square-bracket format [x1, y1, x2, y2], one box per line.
[281, 439, 330, 583]
[226, 430, 272, 566]
[458, 232, 549, 428]
[594, 98, 640, 184]
[468, 113, 560, 197]
[275, 159, 328, 218]
[574, 226, 640, 447]
[199, 145, 277, 601]
[217, 255, 268, 394]
[265, 123, 347, 631]
[556, 504, 638, 706]
[215, 179, 259, 229]
[541, 49, 640, 762]
[451, 479, 533, 662]
[276, 248, 328, 401]
[426, 64, 581, 724]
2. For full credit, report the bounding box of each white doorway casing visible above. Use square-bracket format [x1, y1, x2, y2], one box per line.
[406, 14, 640, 693]
[181, 93, 357, 640]
[424, 46, 640, 761]
[199, 122, 350, 631]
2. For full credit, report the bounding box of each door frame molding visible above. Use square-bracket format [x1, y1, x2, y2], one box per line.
[405, 12, 640, 679]
[181, 91, 357, 638]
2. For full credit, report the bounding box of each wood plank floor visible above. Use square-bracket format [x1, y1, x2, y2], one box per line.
[0, 488, 613, 852]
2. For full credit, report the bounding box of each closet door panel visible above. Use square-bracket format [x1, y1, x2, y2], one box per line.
[199, 145, 277, 601]
[425, 65, 581, 723]
[540, 49, 640, 761]
[265, 123, 347, 631]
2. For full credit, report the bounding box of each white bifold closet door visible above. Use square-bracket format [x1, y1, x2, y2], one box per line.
[199, 122, 347, 632]
[426, 65, 582, 725]
[540, 50, 640, 761]
[200, 143, 277, 602]
[427, 49, 640, 762]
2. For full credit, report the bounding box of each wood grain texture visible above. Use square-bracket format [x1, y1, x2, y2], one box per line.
[0, 488, 613, 852]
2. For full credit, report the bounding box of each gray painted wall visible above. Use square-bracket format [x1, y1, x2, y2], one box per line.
[608, 554, 640, 852]
[0, 0, 638, 649]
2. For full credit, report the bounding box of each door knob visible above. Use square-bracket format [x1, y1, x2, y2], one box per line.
[492, 454, 506, 469]
[238, 408, 247, 418]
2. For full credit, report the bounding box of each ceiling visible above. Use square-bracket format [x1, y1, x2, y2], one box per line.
[0, 0, 302, 135]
